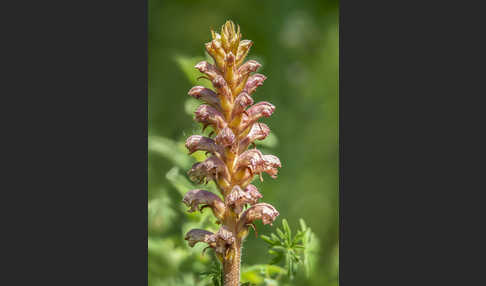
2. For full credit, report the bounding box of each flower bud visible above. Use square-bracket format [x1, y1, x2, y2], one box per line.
[185, 229, 216, 247]
[188, 86, 220, 108]
[205, 40, 225, 69]
[183, 189, 225, 219]
[194, 104, 226, 130]
[221, 20, 241, 53]
[236, 40, 253, 67]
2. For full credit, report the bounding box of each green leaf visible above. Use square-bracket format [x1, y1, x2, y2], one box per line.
[281, 219, 291, 244]
[174, 55, 212, 88]
[276, 228, 285, 241]
[148, 136, 193, 169]
[165, 167, 194, 196]
[260, 235, 278, 245]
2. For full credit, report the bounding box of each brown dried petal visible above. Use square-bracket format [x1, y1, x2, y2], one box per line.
[182, 189, 225, 219]
[184, 229, 216, 247]
[188, 86, 220, 108]
[239, 203, 279, 228]
[205, 40, 225, 69]
[194, 104, 226, 130]
[243, 74, 267, 95]
[214, 126, 236, 147]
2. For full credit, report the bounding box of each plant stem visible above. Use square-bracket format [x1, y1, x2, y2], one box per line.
[223, 239, 241, 286]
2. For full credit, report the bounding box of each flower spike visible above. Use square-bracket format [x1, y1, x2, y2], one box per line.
[181, 20, 281, 286]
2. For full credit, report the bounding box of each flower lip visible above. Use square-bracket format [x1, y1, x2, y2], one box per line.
[188, 86, 220, 108]
[244, 73, 267, 95]
[185, 135, 223, 156]
[238, 202, 279, 230]
[194, 104, 226, 130]
[185, 229, 216, 247]
[182, 189, 225, 219]
[187, 156, 229, 184]
[195, 61, 221, 81]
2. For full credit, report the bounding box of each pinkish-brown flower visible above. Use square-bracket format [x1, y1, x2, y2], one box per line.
[195, 104, 226, 130]
[231, 92, 254, 119]
[182, 189, 226, 219]
[215, 126, 236, 147]
[187, 156, 230, 184]
[238, 203, 279, 229]
[185, 229, 216, 247]
[239, 102, 275, 132]
[226, 185, 261, 214]
[188, 86, 220, 109]
[185, 135, 224, 157]
[238, 123, 270, 153]
[236, 149, 281, 179]
[195, 61, 221, 81]
[244, 74, 266, 95]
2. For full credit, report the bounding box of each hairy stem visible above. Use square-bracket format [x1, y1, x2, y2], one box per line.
[222, 240, 241, 286]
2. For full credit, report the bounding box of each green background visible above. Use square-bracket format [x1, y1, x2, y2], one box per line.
[149, 0, 338, 285]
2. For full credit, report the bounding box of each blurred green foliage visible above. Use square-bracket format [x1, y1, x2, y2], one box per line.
[149, 0, 338, 285]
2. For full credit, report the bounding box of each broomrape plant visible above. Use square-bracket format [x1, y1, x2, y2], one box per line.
[182, 21, 281, 286]
[149, 20, 321, 286]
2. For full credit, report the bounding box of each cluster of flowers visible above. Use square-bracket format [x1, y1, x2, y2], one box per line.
[180, 20, 281, 286]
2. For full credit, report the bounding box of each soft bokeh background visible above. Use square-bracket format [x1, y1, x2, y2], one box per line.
[148, 0, 338, 285]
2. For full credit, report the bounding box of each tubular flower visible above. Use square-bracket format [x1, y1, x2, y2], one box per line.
[182, 189, 225, 220]
[182, 21, 281, 286]
[185, 135, 224, 157]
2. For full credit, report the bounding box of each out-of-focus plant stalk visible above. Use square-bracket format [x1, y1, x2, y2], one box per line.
[182, 20, 281, 286]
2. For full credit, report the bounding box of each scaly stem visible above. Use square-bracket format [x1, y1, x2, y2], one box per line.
[183, 20, 281, 286]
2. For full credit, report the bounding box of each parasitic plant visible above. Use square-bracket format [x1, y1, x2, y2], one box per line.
[182, 20, 281, 286]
